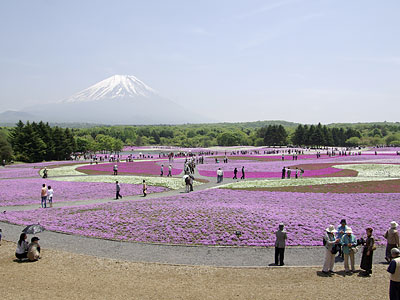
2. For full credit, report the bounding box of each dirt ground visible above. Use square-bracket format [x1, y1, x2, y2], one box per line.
[0, 241, 389, 300]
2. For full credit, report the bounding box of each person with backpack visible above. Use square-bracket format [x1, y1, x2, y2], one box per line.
[322, 225, 340, 274]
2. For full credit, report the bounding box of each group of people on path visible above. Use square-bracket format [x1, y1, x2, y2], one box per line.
[40, 184, 54, 208]
[273, 219, 399, 280]
[281, 166, 304, 179]
[160, 164, 173, 177]
[321, 219, 400, 277]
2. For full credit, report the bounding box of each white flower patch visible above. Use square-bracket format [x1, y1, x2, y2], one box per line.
[333, 164, 400, 177]
[220, 176, 397, 189]
[39, 164, 89, 177]
[50, 175, 201, 190]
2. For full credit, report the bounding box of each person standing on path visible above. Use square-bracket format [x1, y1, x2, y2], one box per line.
[322, 225, 339, 274]
[47, 185, 54, 208]
[360, 227, 375, 276]
[385, 221, 400, 263]
[167, 164, 172, 177]
[233, 167, 238, 179]
[113, 164, 118, 176]
[336, 219, 348, 258]
[341, 227, 357, 273]
[275, 223, 287, 266]
[281, 167, 286, 179]
[142, 180, 147, 197]
[115, 181, 122, 199]
[387, 248, 400, 300]
[160, 164, 164, 176]
[42, 167, 48, 178]
[241, 166, 245, 180]
[40, 184, 48, 208]
[189, 175, 194, 192]
[286, 168, 291, 179]
[217, 168, 223, 183]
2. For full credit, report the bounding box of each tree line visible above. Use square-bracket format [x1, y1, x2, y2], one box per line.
[1, 120, 400, 163]
[9, 121, 76, 162]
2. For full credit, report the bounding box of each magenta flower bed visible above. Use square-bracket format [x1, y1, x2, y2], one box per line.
[77, 161, 182, 176]
[0, 189, 396, 246]
[0, 178, 167, 206]
[198, 167, 342, 178]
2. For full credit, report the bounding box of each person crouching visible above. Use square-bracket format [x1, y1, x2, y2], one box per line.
[27, 237, 40, 261]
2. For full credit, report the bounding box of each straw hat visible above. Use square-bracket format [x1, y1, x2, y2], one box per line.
[391, 221, 398, 229]
[326, 225, 337, 233]
[345, 227, 353, 234]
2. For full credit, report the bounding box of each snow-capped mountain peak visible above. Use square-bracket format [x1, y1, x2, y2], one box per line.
[64, 75, 158, 103]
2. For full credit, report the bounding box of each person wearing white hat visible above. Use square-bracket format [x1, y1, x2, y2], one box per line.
[322, 225, 340, 274]
[384, 221, 399, 262]
[387, 248, 400, 300]
[341, 227, 357, 273]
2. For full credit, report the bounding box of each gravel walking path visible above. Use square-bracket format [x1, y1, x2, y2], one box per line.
[0, 221, 387, 267]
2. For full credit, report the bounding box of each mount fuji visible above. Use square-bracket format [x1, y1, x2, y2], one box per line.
[1, 75, 209, 125]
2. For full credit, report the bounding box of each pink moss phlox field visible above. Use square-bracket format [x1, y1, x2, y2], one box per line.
[0, 178, 167, 206]
[6, 161, 83, 169]
[77, 161, 182, 175]
[1, 189, 397, 246]
[0, 167, 40, 179]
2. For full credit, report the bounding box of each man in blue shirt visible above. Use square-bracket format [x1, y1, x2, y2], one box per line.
[336, 219, 347, 258]
[341, 227, 357, 273]
[387, 248, 400, 300]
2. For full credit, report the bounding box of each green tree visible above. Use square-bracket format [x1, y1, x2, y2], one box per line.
[0, 131, 13, 162]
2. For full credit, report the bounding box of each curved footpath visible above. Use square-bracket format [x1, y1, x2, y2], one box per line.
[0, 167, 388, 267]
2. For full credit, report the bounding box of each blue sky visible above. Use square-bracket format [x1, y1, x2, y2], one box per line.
[0, 0, 399, 123]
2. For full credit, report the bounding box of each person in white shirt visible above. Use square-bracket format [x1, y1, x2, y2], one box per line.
[47, 186, 54, 208]
[15, 233, 29, 260]
[217, 168, 224, 183]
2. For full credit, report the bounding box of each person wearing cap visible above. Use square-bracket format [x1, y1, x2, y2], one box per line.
[275, 223, 287, 266]
[387, 248, 400, 300]
[27, 237, 40, 261]
[322, 225, 340, 274]
[336, 219, 348, 258]
[341, 227, 357, 273]
[384, 221, 399, 263]
[360, 227, 375, 276]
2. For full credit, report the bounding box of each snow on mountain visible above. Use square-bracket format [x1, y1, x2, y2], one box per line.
[63, 75, 158, 103]
[9, 74, 212, 125]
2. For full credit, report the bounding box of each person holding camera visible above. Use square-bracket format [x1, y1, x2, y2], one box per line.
[322, 225, 340, 274]
[341, 227, 357, 273]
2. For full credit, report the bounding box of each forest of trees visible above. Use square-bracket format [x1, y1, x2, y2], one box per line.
[1, 120, 400, 163]
[9, 121, 76, 162]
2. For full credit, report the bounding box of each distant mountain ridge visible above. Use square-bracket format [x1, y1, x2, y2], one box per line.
[0, 75, 211, 125]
